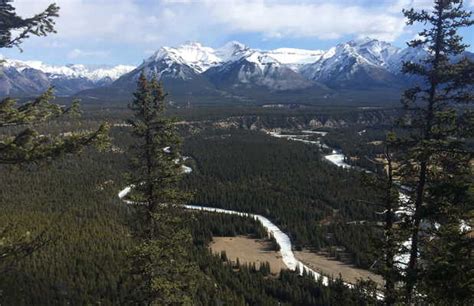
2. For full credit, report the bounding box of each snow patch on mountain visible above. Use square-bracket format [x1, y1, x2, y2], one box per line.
[142, 41, 326, 75]
[244, 51, 281, 71]
[2, 58, 135, 82]
[215, 41, 251, 62]
[266, 48, 324, 70]
[299, 38, 419, 87]
[144, 41, 252, 74]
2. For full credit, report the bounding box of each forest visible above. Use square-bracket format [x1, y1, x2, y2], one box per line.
[1, 0, 473, 305]
[0, 126, 378, 304]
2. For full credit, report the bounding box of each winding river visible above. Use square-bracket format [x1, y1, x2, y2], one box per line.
[118, 185, 333, 286]
[116, 129, 386, 295]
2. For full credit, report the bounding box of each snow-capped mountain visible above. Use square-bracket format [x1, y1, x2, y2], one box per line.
[115, 41, 321, 93]
[204, 50, 316, 91]
[116, 38, 435, 94]
[4, 38, 472, 104]
[137, 41, 249, 77]
[76, 39, 439, 103]
[4, 59, 134, 81]
[300, 38, 413, 88]
[0, 59, 134, 96]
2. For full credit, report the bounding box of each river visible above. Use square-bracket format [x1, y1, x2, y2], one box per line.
[116, 130, 387, 296]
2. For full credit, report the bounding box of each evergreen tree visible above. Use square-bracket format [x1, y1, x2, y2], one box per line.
[368, 136, 402, 306]
[0, 89, 109, 164]
[0, 0, 59, 51]
[126, 72, 198, 305]
[398, 0, 473, 303]
[0, 1, 109, 273]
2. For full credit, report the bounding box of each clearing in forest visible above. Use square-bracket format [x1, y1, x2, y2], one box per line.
[210, 236, 286, 274]
[295, 251, 384, 287]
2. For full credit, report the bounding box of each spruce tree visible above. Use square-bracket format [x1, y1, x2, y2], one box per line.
[126, 72, 198, 305]
[0, 1, 109, 273]
[398, 0, 473, 303]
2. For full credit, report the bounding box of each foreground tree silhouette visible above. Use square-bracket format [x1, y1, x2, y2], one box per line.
[0, 0, 59, 50]
[126, 72, 198, 304]
[0, 1, 109, 272]
[398, 0, 473, 303]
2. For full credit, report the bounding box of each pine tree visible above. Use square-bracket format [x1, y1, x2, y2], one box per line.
[127, 72, 198, 305]
[0, 0, 59, 51]
[398, 0, 473, 303]
[0, 1, 109, 273]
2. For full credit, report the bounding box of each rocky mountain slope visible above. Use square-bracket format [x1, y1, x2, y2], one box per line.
[3, 38, 472, 105]
[0, 59, 134, 96]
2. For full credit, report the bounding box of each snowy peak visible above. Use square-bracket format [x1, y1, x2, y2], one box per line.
[7, 37, 466, 100]
[2, 58, 135, 82]
[160, 42, 221, 72]
[79, 65, 136, 82]
[0, 57, 135, 96]
[299, 38, 412, 88]
[143, 41, 330, 75]
[215, 41, 252, 63]
[266, 48, 325, 66]
[203, 48, 316, 91]
[243, 51, 281, 71]
[145, 41, 251, 73]
[346, 38, 399, 67]
[111, 38, 429, 94]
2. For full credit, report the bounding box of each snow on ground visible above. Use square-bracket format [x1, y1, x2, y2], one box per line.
[118, 183, 334, 286]
[301, 130, 328, 136]
[116, 137, 387, 298]
[182, 165, 193, 174]
[265, 130, 347, 167]
[324, 151, 352, 169]
[460, 220, 472, 233]
[395, 238, 412, 269]
[183, 204, 330, 285]
[118, 186, 133, 199]
[118, 184, 331, 284]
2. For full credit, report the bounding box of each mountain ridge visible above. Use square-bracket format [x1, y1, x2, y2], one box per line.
[2, 38, 472, 105]
[0, 58, 135, 96]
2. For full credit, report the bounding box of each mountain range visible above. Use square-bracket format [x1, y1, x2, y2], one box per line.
[0, 59, 134, 96]
[2, 38, 472, 105]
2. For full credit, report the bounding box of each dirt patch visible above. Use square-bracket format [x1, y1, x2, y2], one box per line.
[295, 250, 383, 287]
[210, 236, 286, 274]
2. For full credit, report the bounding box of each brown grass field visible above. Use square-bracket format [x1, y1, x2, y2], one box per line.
[209, 236, 286, 274]
[295, 250, 384, 287]
[210, 236, 383, 286]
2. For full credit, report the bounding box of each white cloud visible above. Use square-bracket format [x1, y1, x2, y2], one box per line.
[205, 0, 406, 41]
[11, 0, 409, 45]
[67, 48, 109, 59]
[12, 0, 163, 43]
[387, 0, 434, 13]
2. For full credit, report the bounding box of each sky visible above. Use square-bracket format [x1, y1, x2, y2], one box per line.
[2, 0, 474, 66]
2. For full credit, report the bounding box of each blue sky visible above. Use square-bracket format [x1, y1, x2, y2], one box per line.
[2, 0, 473, 66]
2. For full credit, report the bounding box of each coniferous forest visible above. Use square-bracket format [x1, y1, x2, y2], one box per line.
[1, 0, 473, 305]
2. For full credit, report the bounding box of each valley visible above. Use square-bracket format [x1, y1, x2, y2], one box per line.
[1, 104, 390, 304]
[2, 1, 472, 303]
